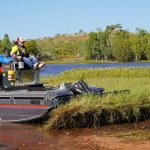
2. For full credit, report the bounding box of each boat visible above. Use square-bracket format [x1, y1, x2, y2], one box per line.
[0, 55, 105, 123]
[0, 55, 129, 123]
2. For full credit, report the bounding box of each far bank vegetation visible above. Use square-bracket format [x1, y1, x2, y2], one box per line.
[1, 24, 150, 62]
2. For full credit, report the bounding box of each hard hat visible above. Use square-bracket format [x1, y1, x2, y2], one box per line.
[16, 37, 26, 43]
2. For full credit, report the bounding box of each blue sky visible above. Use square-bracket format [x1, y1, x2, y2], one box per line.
[0, 0, 150, 41]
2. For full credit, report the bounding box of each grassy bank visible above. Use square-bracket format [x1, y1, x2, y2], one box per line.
[46, 59, 150, 64]
[46, 59, 114, 64]
[42, 68, 150, 129]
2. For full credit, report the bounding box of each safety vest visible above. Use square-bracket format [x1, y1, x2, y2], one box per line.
[11, 45, 29, 57]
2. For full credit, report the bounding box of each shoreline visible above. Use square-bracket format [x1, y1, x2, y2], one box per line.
[45, 59, 150, 64]
[41, 68, 150, 129]
[44, 103, 150, 129]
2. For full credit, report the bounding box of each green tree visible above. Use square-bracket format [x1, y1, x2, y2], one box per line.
[112, 30, 133, 62]
[136, 28, 147, 37]
[143, 33, 150, 60]
[130, 34, 142, 61]
[97, 31, 108, 60]
[134, 28, 148, 60]
[86, 30, 113, 60]
[105, 24, 122, 31]
[78, 29, 86, 34]
[0, 34, 11, 54]
[25, 40, 39, 57]
[86, 32, 99, 59]
[101, 30, 113, 60]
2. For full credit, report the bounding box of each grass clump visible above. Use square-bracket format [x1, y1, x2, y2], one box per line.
[44, 95, 150, 129]
[41, 68, 150, 86]
[42, 68, 150, 129]
[117, 130, 150, 140]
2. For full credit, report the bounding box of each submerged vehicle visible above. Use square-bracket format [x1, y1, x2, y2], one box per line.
[0, 55, 130, 123]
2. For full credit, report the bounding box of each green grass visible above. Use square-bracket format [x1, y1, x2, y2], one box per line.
[117, 130, 150, 140]
[46, 59, 114, 64]
[42, 68, 150, 129]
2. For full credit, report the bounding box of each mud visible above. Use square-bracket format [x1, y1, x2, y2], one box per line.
[0, 121, 149, 150]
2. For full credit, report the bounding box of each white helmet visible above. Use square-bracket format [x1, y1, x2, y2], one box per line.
[16, 37, 26, 43]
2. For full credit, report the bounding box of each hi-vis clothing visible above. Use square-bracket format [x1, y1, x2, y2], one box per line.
[10, 45, 29, 58]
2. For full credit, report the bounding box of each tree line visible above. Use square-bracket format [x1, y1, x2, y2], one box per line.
[86, 24, 150, 61]
[1, 24, 150, 62]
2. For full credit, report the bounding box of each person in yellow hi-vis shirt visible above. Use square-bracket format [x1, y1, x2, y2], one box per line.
[10, 37, 45, 70]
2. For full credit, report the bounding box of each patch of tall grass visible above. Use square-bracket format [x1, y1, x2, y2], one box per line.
[41, 68, 150, 86]
[42, 68, 150, 129]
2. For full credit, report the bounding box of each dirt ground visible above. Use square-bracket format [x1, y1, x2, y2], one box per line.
[1, 121, 149, 150]
[17, 121, 150, 150]
[17, 135, 150, 150]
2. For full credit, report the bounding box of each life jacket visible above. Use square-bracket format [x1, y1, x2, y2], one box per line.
[17, 45, 29, 57]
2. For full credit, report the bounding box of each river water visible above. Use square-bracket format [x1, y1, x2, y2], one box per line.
[40, 62, 150, 76]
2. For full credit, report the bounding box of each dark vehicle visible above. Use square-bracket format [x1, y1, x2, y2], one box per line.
[0, 55, 103, 123]
[0, 55, 129, 123]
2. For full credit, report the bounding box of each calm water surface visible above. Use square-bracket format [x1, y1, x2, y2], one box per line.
[41, 62, 150, 76]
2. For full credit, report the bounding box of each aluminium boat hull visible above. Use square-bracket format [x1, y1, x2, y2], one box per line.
[0, 104, 50, 123]
[0, 87, 72, 123]
[0, 80, 104, 123]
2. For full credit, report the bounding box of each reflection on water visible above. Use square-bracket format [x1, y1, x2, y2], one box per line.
[0, 121, 149, 150]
